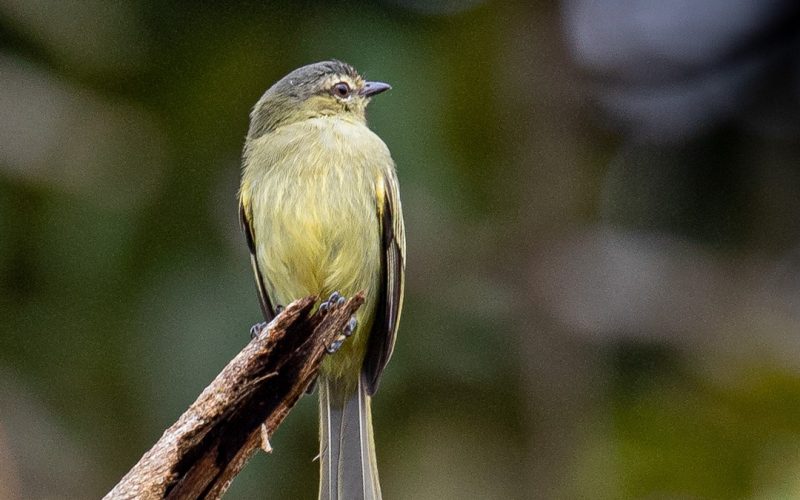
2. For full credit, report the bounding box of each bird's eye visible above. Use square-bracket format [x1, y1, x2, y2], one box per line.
[332, 82, 351, 98]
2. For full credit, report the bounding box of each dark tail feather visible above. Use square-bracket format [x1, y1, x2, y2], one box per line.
[318, 374, 381, 500]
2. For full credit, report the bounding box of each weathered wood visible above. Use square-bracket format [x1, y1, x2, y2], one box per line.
[105, 293, 365, 500]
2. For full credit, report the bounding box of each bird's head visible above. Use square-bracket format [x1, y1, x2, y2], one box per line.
[248, 60, 391, 139]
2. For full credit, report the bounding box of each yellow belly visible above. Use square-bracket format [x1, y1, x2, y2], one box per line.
[244, 117, 388, 382]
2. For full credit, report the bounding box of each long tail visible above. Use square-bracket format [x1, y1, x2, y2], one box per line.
[318, 374, 382, 500]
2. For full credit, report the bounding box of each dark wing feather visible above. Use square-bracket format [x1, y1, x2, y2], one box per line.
[239, 201, 276, 322]
[363, 175, 405, 395]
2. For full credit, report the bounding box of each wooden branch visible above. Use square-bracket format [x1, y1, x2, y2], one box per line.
[105, 293, 365, 500]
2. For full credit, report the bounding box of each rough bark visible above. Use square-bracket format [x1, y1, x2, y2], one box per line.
[104, 293, 364, 499]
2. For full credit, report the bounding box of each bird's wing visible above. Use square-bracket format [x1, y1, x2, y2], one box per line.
[239, 198, 276, 322]
[363, 171, 406, 395]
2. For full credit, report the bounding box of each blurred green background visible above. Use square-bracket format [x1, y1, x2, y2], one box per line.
[2, 1, 800, 499]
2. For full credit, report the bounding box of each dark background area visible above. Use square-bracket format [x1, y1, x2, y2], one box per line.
[2, 1, 800, 498]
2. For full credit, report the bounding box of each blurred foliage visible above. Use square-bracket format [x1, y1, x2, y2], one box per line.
[1, 1, 800, 499]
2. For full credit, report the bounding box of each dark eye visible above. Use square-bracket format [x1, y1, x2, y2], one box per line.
[332, 82, 351, 98]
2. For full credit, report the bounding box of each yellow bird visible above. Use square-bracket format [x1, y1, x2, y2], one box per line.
[238, 60, 405, 500]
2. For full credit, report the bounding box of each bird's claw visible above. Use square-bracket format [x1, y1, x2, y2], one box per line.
[320, 292, 358, 354]
[250, 305, 285, 340]
[326, 315, 358, 354]
[319, 291, 343, 314]
[249, 321, 269, 340]
[343, 316, 357, 337]
[327, 336, 346, 354]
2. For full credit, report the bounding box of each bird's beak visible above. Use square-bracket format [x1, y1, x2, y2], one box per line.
[360, 81, 392, 97]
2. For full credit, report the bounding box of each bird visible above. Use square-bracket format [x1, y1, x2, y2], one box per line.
[238, 60, 405, 500]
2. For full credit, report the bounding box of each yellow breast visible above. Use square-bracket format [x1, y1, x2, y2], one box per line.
[241, 116, 393, 379]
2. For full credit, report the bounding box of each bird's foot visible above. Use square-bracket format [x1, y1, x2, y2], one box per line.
[320, 291, 358, 353]
[326, 337, 345, 354]
[325, 313, 358, 354]
[343, 315, 357, 337]
[249, 305, 284, 340]
[249, 321, 269, 339]
[319, 291, 346, 314]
